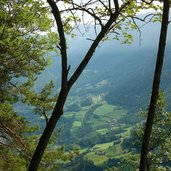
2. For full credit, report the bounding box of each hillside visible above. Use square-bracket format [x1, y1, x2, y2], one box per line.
[38, 20, 171, 112]
[16, 16, 171, 169]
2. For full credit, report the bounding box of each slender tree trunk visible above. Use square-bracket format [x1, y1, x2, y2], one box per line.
[28, 89, 69, 171]
[27, 0, 129, 170]
[27, 16, 118, 169]
[28, 1, 69, 170]
[139, 1, 170, 171]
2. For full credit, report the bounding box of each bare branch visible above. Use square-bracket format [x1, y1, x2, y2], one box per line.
[0, 141, 12, 148]
[131, 17, 142, 46]
[98, 0, 109, 12]
[108, 0, 112, 14]
[141, 0, 155, 5]
[113, 0, 119, 12]
[42, 110, 49, 126]
[60, 5, 104, 28]
[0, 123, 27, 149]
[7, 81, 18, 89]
[129, 13, 161, 29]
[67, 8, 84, 35]
[68, 1, 130, 89]
[84, 0, 99, 7]
[86, 38, 95, 41]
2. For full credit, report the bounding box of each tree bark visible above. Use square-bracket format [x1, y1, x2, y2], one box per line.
[28, 0, 130, 170]
[139, 1, 170, 171]
[28, 89, 69, 171]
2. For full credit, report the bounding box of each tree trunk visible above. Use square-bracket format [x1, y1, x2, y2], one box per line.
[28, 89, 68, 171]
[139, 1, 170, 171]
[27, 0, 129, 170]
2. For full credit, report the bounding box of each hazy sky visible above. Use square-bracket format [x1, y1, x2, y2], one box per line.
[44, 0, 163, 33]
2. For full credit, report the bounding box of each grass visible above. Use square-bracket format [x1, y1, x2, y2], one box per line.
[88, 104, 127, 130]
[94, 104, 126, 119]
[72, 121, 82, 127]
[61, 99, 129, 166]
[64, 101, 127, 134]
[64, 110, 86, 120]
[114, 143, 123, 155]
[86, 152, 109, 166]
[73, 121, 81, 127]
[94, 142, 113, 150]
[80, 148, 88, 153]
[117, 127, 132, 138]
[85, 141, 123, 165]
[96, 128, 108, 134]
[106, 145, 116, 157]
[94, 104, 114, 115]
[63, 112, 74, 118]
[74, 111, 86, 121]
[89, 120, 108, 130]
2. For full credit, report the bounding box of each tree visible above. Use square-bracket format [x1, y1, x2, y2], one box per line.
[120, 92, 171, 171]
[139, 1, 170, 170]
[0, 0, 80, 169]
[0, 0, 67, 170]
[0, 0, 53, 89]
[0, 102, 36, 170]
[28, 0, 161, 170]
[0, 0, 55, 115]
[21, 81, 58, 126]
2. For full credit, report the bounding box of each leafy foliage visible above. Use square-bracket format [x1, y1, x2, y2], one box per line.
[0, 0, 78, 170]
[0, 0, 54, 102]
[0, 101, 37, 170]
[120, 92, 171, 170]
[21, 81, 58, 125]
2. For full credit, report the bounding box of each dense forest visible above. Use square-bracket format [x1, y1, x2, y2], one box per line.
[0, 0, 171, 171]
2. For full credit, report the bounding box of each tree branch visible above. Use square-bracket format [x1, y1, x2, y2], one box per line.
[47, 0, 68, 90]
[68, 1, 130, 89]
[0, 123, 27, 149]
[108, 0, 112, 14]
[60, 5, 104, 28]
[113, 0, 119, 12]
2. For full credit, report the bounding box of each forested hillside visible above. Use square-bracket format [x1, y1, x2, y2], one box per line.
[25, 18, 171, 170]
[37, 20, 171, 113]
[1, 0, 171, 170]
